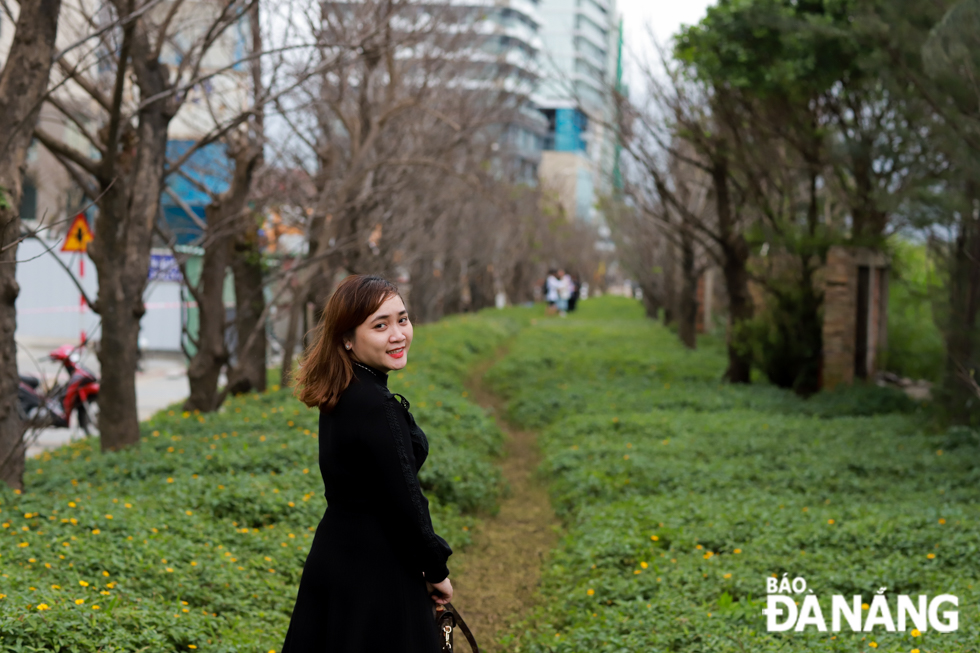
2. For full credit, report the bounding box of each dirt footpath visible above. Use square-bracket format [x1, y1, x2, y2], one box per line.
[447, 350, 562, 652]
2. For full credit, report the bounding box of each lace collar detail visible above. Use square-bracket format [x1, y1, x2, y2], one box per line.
[352, 360, 388, 385]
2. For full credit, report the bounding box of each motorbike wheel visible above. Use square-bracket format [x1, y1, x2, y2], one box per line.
[78, 394, 100, 436]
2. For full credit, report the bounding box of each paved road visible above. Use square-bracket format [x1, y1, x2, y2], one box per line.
[17, 338, 191, 458]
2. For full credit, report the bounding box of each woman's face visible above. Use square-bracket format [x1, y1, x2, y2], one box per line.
[346, 294, 413, 372]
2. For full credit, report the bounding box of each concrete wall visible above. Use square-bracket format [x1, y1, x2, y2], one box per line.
[15, 238, 185, 352]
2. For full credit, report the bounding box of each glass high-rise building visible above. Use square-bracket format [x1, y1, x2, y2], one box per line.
[534, 0, 620, 222]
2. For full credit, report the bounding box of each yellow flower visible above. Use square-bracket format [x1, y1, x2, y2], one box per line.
[587, 588, 594, 596]
[911, 629, 921, 637]
[287, 421, 294, 427]
[828, 519, 835, 524]
[166, 568, 174, 573]
[189, 646, 197, 650]
[18, 542, 29, 548]
[186, 510, 193, 516]
[92, 605, 100, 610]
[862, 603, 870, 610]
[75, 599, 85, 605]
[68, 502, 76, 508]
[938, 518, 946, 524]
[37, 603, 50, 610]
[724, 573, 732, 579]
[105, 515, 113, 520]
[51, 585, 61, 590]
[91, 529, 100, 534]
[869, 643, 877, 649]
[182, 411, 190, 418]
[640, 561, 648, 569]
[695, 544, 703, 550]
[734, 548, 741, 554]
[651, 535, 659, 541]
[623, 454, 629, 460]
[912, 650, 920, 653]
[102, 571, 109, 577]
[927, 553, 936, 559]
[79, 580, 89, 587]
[167, 478, 174, 483]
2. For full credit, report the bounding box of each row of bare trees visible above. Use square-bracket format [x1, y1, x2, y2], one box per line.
[0, 0, 603, 490]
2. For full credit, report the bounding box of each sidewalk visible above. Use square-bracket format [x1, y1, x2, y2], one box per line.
[17, 338, 190, 458]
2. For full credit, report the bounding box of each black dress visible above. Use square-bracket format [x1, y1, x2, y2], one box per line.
[280, 361, 453, 652]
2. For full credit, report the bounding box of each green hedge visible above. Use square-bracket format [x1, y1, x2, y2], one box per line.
[0, 310, 527, 653]
[490, 296, 976, 653]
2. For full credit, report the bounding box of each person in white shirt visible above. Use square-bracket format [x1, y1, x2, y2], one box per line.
[545, 269, 560, 314]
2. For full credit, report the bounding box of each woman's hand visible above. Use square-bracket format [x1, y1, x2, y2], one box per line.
[425, 577, 453, 605]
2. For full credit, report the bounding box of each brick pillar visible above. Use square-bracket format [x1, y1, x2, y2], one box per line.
[821, 246, 856, 390]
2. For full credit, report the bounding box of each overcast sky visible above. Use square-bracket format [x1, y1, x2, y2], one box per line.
[614, 0, 716, 93]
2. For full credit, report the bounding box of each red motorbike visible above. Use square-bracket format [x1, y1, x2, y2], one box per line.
[18, 342, 100, 435]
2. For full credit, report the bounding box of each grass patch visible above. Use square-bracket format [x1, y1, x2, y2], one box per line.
[490, 296, 976, 653]
[0, 309, 529, 652]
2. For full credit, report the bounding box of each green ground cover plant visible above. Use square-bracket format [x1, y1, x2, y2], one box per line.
[0, 311, 527, 653]
[489, 296, 978, 653]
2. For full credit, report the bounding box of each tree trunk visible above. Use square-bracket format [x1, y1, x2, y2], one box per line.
[185, 141, 259, 410]
[712, 159, 753, 384]
[941, 187, 980, 425]
[408, 254, 442, 323]
[279, 281, 303, 388]
[89, 111, 170, 451]
[227, 208, 267, 394]
[183, 208, 231, 412]
[0, 0, 63, 489]
[677, 228, 698, 349]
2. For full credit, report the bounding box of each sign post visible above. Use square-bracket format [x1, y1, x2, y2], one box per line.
[61, 214, 94, 343]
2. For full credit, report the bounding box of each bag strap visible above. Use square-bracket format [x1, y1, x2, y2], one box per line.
[445, 601, 480, 653]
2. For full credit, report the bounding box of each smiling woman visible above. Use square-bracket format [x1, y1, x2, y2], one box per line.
[283, 275, 453, 653]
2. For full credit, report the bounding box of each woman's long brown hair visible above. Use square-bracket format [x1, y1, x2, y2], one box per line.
[293, 275, 401, 411]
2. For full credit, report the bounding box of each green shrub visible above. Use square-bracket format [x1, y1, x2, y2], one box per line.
[884, 239, 946, 382]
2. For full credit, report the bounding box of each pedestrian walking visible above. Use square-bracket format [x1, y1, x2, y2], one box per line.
[556, 268, 573, 317]
[281, 275, 453, 653]
[545, 269, 560, 314]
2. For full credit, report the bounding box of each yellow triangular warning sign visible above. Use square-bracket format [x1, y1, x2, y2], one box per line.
[61, 214, 94, 252]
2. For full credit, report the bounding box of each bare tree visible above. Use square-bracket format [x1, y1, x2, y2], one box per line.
[615, 47, 755, 379]
[0, 0, 65, 489]
[35, 0, 272, 450]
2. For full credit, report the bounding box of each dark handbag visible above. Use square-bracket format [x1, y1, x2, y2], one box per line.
[432, 601, 479, 652]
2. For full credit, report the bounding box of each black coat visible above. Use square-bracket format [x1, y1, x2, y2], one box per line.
[280, 361, 453, 652]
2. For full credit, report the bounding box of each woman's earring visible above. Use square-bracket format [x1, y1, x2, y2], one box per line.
[345, 343, 351, 350]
